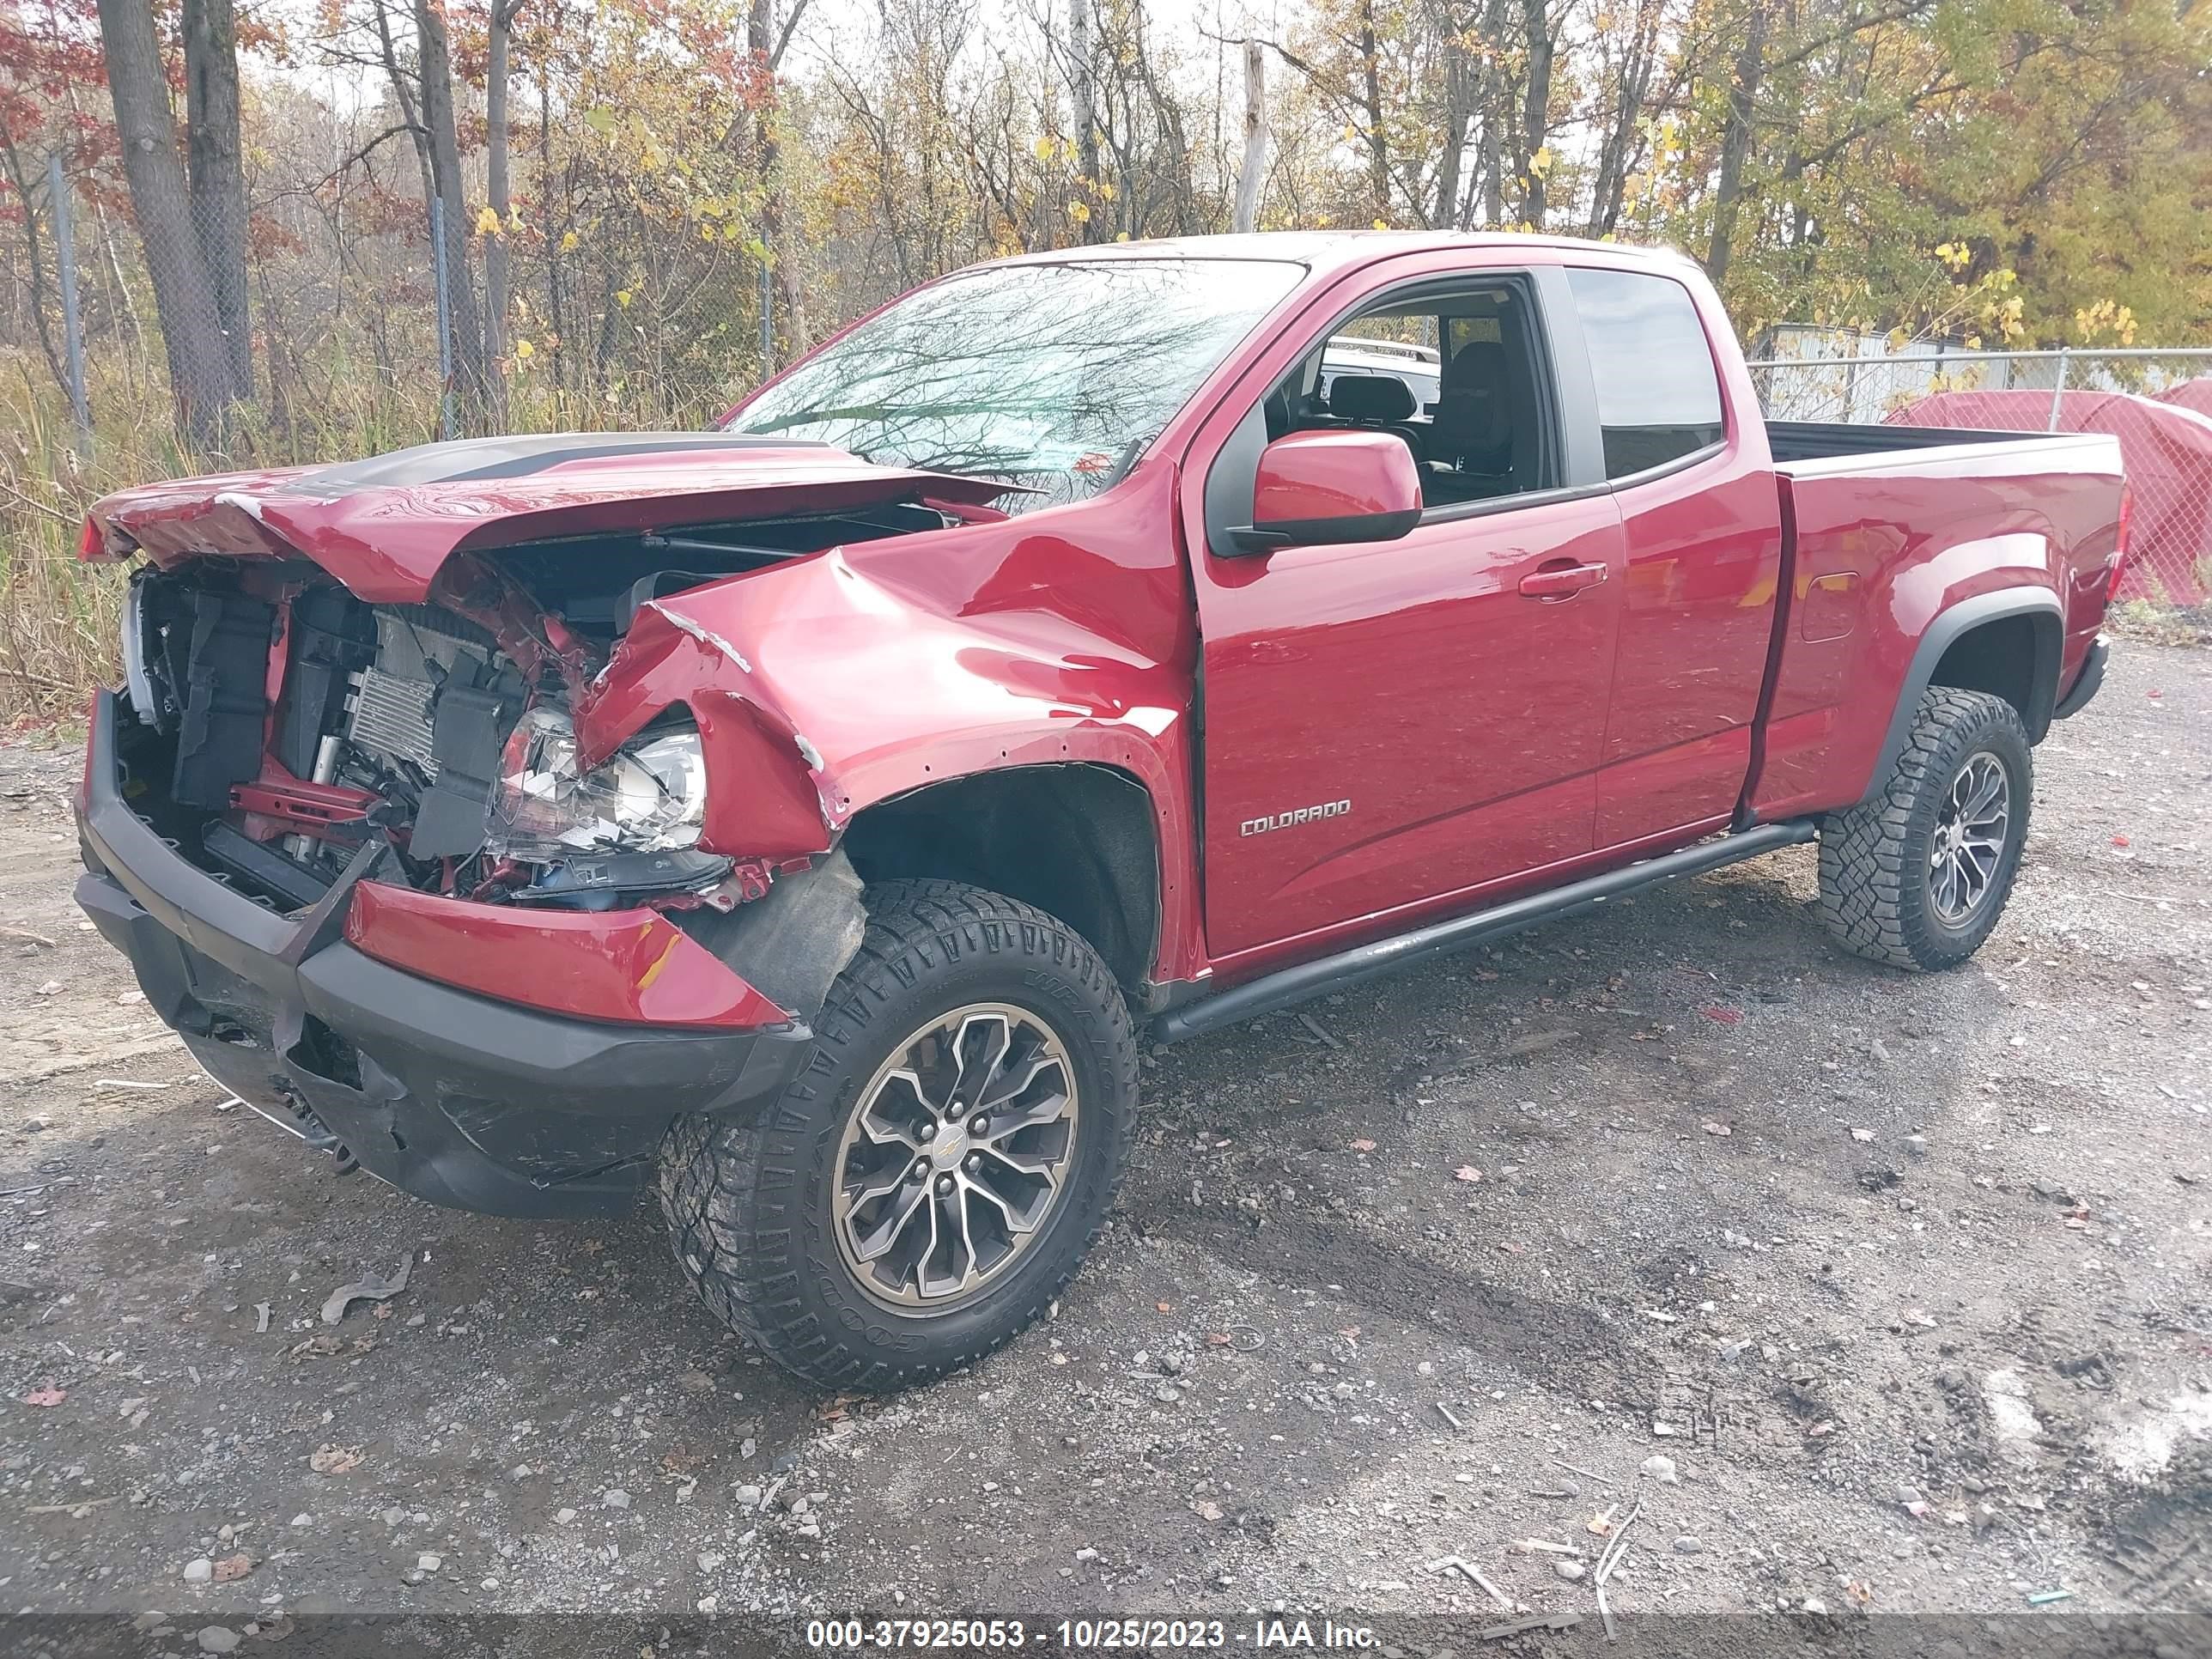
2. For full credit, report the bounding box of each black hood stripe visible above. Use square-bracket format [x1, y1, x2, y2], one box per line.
[280, 433, 835, 495]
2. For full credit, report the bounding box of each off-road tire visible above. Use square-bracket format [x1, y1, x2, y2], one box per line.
[659, 880, 1138, 1391]
[1818, 686, 2033, 971]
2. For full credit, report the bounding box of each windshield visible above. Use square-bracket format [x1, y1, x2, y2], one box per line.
[723, 258, 1305, 511]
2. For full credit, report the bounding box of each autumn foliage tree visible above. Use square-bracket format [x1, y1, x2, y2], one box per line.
[0, 0, 2205, 473]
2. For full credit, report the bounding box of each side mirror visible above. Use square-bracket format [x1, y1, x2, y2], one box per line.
[1227, 430, 1424, 555]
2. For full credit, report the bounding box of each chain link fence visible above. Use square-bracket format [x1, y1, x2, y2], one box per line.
[2, 149, 775, 472]
[0, 146, 772, 713]
[1748, 347, 2212, 607]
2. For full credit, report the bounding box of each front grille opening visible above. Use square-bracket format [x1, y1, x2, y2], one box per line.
[288, 1015, 363, 1091]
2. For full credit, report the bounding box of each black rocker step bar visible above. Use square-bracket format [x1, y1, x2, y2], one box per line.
[1155, 819, 1819, 1042]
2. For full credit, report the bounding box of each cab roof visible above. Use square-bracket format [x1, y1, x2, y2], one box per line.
[982, 229, 1701, 283]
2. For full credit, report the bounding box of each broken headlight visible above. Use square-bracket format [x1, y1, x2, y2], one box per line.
[483, 706, 708, 861]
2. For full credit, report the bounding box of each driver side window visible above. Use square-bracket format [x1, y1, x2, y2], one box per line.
[1261, 275, 1560, 513]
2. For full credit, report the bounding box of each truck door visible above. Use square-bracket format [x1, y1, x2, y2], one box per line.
[1559, 264, 1786, 845]
[1183, 262, 1627, 961]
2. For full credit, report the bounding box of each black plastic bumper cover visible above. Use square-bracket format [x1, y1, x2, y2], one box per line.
[74, 690, 811, 1218]
[2051, 635, 2109, 721]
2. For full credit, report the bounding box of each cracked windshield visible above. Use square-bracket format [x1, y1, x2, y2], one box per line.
[724, 258, 1304, 509]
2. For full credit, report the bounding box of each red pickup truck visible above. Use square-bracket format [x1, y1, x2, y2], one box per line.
[75, 234, 2125, 1389]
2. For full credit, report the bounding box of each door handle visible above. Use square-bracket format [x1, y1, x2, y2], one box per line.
[1517, 561, 1609, 599]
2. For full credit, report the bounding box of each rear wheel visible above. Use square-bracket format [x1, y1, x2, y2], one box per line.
[1818, 686, 2033, 971]
[659, 880, 1136, 1391]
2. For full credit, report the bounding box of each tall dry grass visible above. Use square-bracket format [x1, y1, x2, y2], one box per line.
[0, 360, 150, 727]
[0, 346, 699, 726]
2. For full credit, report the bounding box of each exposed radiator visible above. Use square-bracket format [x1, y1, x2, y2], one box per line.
[348, 666, 439, 775]
[341, 608, 502, 783]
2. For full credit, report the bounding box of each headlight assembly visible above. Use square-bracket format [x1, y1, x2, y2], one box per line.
[483, 707, 708, 861]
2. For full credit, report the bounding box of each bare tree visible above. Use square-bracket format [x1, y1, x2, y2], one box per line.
[411, 0, 487, 417]
[1067, 0, 1100, 241]
[1511, 0, 1559, 228]
[1705, 0, 1769, 283]
[1583, 0, 1671, 237]
[182, 0, 252, 401]
[483, 0, 526, 420]
[1233, 40, 1266, 233]
[0, 138, 70, 396]
[747, 0, 815, 363]
[94, 0, 242, 447]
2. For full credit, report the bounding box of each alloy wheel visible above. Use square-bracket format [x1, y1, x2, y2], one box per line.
[831, 1003, 1081, 1312]
[1927, 751, 2011, 927]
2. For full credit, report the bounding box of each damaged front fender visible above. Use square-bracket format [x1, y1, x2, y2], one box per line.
[572, 465, 1197, 862]
[566, 463, 1203, 985]
[579, 597, 842, 862]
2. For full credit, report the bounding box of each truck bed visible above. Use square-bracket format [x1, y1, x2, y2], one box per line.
[1765, 419, 2087, 465]
[1750, 423, 2124, 824]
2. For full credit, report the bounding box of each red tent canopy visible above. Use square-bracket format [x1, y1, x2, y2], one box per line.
[1887, 388, 2211, 605]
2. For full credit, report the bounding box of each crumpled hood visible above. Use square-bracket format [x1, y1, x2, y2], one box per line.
[81, 431, 1016, 604]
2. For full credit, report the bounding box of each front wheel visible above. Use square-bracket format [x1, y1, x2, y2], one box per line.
[1818, 686, 2033, 971]
[659, 880, 1137, 1391]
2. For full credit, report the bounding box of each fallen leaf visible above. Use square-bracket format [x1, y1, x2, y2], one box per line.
[1349, 1138, 1376, 1154]
[1454, 1165, 1483, 1184]
[1701, 1120, 1733, 1137]
[308, 1444, 362, 1474]
[19, 1385, 64, 1407]
[1587, 1506, 1617, 1536]
[1699, 1006, 1744, 1025]
[212, 1553, 253, 1583]
[1206, 1332, 1231, 1346]
[1193, 1499, 1224, 1522]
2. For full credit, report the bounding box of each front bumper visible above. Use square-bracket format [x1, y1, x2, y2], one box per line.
[74, 691, 811, 1218]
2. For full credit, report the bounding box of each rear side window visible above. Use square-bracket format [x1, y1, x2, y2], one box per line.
[1566, 268, 1724, 478]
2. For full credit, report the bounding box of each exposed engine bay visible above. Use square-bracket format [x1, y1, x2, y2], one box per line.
[111, 505, 945, 915]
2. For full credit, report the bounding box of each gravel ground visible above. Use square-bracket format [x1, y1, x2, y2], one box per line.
[1, 644, 2207, 1650]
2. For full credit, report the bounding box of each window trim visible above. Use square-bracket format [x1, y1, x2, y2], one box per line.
[1418, 477, 1620, 526]
[1200, 264, 1609, 557]
[1602, 435, 1729, 495]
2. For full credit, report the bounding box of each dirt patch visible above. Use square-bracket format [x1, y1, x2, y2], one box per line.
[2, 647, 2209, 1632]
